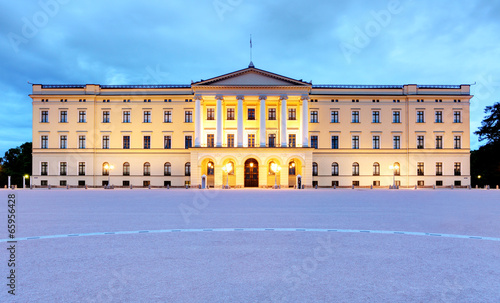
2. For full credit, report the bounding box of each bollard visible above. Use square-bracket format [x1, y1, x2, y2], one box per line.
[148, 184, 151, 190]
[48, 185, 51, 190]
[487, 185, 490, 190]
[167, 184, 170, 189]
[389, 185, 392, 189]
[85, 185, 88, 190]
[315, 185, 318, 189]
[185, 185, 188, 189]
[130, 185, 133, 189]
[67, 185, 69, 190]
[414, 185, 417, 190]
[451, 185, 454, 190]
[370, 185, 373, 190]
[475, 185, 478, 189]
[497, 185, 499, 190]
[334, 185, 336, 189]
[433, 185, 435, 190]
[352, 185, 354, 190]
[468, 185, 471, 190]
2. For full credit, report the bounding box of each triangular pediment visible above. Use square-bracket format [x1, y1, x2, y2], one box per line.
[192, 67, 311, 87]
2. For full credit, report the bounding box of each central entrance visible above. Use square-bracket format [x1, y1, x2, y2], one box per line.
[244, 158, 259, 187]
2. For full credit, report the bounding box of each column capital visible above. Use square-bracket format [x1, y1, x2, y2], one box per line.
[236, 95, 245, 101]
[215, 94, 224, 101]
[280, 95, 288, 101]
[300, 95, 310, 101]
[194, 95, 203, 101]
[259, 95, 267, 101]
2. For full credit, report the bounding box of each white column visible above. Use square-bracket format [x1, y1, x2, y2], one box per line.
[280, 95, 288, 147]
[301, 96, 309, 147]
[216, 95, 223, 147]
[237, 95, 244, 147]
[194, 95, 202, 147]
[259, 95, 267, 147]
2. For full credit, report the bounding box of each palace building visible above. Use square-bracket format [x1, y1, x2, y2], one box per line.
[30, 64, 472, 188]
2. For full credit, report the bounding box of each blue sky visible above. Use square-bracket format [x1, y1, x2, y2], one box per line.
[1, 0, 499, 155]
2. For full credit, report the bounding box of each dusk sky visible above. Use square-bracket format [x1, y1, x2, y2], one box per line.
[1, 0, 499, 155]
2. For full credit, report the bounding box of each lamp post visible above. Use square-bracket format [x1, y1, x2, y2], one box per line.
[271, 162, 281, 189]
[104, 164, 114, 188]
[23, 175, 29, 189]
[389, 164, 399, 188]
[221, 162, 233, 189]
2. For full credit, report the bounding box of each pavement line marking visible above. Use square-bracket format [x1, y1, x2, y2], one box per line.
[2, 228, 500, 243]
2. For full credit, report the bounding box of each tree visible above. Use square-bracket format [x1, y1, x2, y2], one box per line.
[474, 102, 500, 145]
[0, 142, 32, 188]
[471, 102, 500, 187]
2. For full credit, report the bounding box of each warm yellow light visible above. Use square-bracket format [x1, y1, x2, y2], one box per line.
[24, 174, 29, 179]
[226, 162, 233, 173]
[389, 164, 399, 170]
[270, 162, 281, 173]
[478, 175, 481, 179]
[394, 164, 399, 170]
[250, 162, 254, 167]
[292, 162, 295, 167]
[104, 164, 109, 170]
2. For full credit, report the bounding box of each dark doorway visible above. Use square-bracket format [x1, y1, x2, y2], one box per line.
[244, 158, 259, 187]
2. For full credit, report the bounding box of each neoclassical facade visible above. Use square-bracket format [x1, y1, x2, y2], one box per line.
[30, 65, 472, 188]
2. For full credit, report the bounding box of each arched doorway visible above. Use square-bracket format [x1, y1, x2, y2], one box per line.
[244, 158, 259, 187]
[207, 161, 215, 187]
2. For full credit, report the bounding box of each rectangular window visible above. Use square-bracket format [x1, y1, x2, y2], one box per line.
[268, 108, 276, 120]
[352, 136, 359, 149]
[103, 111, 110, 123]
[435, 111, 443, 123]
[352, 111, 359, 123]
[102, 136, 109, 149]
[185, 111, 193, 123]
[454, 111, 461, 123]
[41, 110, 49, 123]
[185, 136, 192, 149]
[393, 111, 400, 123]
[417, 111, 425, 123]
[143, 111, 151, 123]
[60, 162, 67, 176]
[227, 134, 234, 147]
[454, 162, 461, 176]
[248, 134, 255, 147]
[454, 136, 461, 149]
[417, 136, 424, 149]
[41, 162, 48, 176]
[436, 136, 443, 149]
[78, 135, 86, 149]
[207, 134, 215, 147]
[310, 110, 318, 123]
[393, 136, 401, 149]
[164, 136, 171, 149]
[60, 135, 67, 149]
[123, 136, 130, 149]
[436, 180, 443, 186]
[207, 108, 215, 120]
[436, 162, 443, 176]
[247, 108, 255, 120]
[331, 136, 339, 149]
[288, 134, 296, 147]
[372, 111, 380, 123]
[288, 108, 296, 120]
[164, 110, 172, 123]
[417, 180, 425, 186]
[60, 111, 67, 123]
[372, 136, 380, 149]
[227, 108, 235, 120]
[311, 135, 318, 149]
[123, 111, 131, 123]
[268, 134, 276, 147]
[417, 162, 424, 176]
[331, 111, 339, 123]
[79, 110, 86, 123]
[143, 136, 151, 149]
[78, 162, 85, 176]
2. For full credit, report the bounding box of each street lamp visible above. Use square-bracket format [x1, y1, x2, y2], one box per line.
[221, 162, 233, 189]
[23, 174, 29, 189]
[104, 164, 114, 188]
[389, 164, 399, 188]
[270, 162, 281, 189]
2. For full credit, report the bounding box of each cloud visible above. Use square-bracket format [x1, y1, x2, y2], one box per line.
[0, 0, 499, 154]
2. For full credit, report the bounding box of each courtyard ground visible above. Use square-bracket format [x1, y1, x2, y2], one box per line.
[1, 188, 499, 302]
